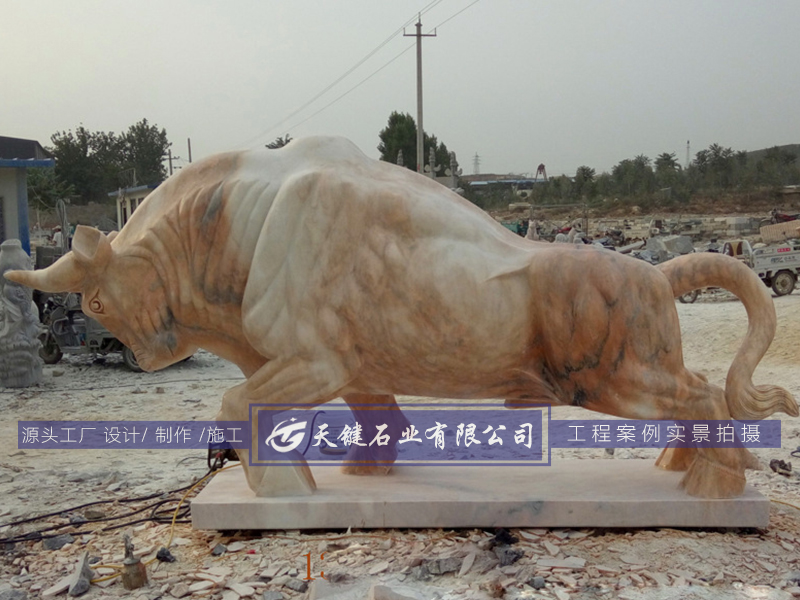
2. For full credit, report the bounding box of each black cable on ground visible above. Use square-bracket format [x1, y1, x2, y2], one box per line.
[0, 465, 222, 543]
[0, 475, 203, 530]
[0, 452, 232, 544]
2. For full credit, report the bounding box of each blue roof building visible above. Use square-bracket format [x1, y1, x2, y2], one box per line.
[0, 136, 55, 254]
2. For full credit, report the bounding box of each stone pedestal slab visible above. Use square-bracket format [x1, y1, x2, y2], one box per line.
[191, 460, 769, 530]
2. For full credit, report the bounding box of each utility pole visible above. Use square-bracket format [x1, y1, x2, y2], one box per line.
[473, 153, 481, 175]
[686, 140, 690, 169]
[188, 138, 192, 163]
[167, 149, 182, 175]
[404, 17, 436, 173]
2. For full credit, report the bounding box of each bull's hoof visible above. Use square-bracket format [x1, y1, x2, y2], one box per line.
[655, 446, 695, 471]
[245, 464, 316, 497]
[340, 445, 398, 476]
[340, 463, 393, 476]
[679, 455, 746, 499]
[743, 448, 761, 470]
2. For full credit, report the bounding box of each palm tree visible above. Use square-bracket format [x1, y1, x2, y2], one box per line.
[266, 134, 293, 149]
[655, 152, 680, 172]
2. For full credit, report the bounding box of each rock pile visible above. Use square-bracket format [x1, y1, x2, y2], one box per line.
[2, 507, 800, 599]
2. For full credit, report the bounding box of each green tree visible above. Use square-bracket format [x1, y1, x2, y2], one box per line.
[573, 165, 596, 198]
[26, 168, 76, 210]
[612, 155, 654, 196]
[694, 143, 737, 188]
[49, 126, 104, 204]
[377, 111, 450, 174]
[48, 120, 171, 203]
[654, 152, 681, 188]
[594, 172, 614, 198]
[654, 152, 679, 172]
[266, 134, 293, 149]
[123, 118, 170, 186]
[549, 174, 573, 202]
[755, 146, 799, 186]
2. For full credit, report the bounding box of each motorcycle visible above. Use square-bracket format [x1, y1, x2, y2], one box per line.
[38, 293, 142, 371]
[764, 208, 800, 227]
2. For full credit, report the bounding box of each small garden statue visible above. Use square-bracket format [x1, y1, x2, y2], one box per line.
[0, 239, 43, 387]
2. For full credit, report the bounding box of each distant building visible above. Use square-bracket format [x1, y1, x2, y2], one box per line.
[108, 184, 159, 230]
[0, 136, 55, 254]
[460, 173, 548, 199]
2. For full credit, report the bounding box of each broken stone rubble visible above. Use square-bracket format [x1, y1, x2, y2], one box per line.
[3, 487, 800, 600]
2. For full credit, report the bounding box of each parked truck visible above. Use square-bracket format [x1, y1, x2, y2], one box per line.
[723, 239, 800, 296]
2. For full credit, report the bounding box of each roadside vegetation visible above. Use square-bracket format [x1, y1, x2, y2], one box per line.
[463, 143, 800, 216]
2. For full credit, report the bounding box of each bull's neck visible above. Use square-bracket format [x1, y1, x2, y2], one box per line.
[135, 204, 265, 378]
[173, 300, 266, 378]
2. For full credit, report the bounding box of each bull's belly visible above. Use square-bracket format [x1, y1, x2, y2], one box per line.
[345, 360, 561, 403]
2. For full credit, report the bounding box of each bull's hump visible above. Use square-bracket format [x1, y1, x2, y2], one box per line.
[236, 136, 368, 182]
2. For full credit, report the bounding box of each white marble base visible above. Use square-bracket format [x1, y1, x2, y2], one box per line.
[191, 460, 769, 530]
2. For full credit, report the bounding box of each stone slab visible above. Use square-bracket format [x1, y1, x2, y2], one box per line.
[761, 221, 800, 243]
[191, 460, 769, 530]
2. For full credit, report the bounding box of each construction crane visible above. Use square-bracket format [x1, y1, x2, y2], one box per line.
[534, 163, 547, 183]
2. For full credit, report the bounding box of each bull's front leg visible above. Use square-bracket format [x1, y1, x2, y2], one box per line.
[217, 354, 353, 497]
[341, 393, 412, 476]
[217, 382, 315, 496]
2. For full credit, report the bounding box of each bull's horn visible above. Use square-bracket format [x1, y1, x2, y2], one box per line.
[4, 253, 85, 292]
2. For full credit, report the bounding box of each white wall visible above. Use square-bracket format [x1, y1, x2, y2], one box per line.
[0, 169, 19, 242]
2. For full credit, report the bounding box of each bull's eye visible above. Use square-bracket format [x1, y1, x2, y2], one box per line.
[89, 298, 104, 314]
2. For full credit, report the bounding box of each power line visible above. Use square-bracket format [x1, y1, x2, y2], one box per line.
[280, 43, 417, 135]
[237, 0, 447, 149]
[272, 0, 482, 143]
[430, 0, 481, 29]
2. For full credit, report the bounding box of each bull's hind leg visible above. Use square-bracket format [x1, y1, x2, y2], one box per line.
[656, 435, 760, 473]
[669, 382, 751, 498]
[340, 393, 412, 476]
[593, 365, 750, 498]
[655, 444, 695, 472]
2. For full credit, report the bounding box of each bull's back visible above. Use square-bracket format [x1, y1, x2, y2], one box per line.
[239, 139, 542, 389]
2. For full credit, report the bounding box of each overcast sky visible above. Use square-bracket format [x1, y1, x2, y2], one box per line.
[4, 1, 800, 177]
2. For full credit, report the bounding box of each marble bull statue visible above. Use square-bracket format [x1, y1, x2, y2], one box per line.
[9, 137, 797, 499]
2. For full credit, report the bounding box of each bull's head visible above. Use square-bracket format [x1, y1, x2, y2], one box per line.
[6, 226, 196, 372]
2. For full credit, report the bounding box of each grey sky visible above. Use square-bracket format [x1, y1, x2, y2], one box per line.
[4, 1, 800, 178]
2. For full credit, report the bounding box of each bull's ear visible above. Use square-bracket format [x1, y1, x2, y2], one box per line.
[72, 226, 113, 274]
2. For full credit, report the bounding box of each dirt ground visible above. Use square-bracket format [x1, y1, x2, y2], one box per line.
[1, 293, 799, 599]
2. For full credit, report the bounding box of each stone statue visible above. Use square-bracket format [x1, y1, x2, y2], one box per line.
[428, 146, 439, 179]
[396, 149, 404, 168]
[447, 151, 461, 190]
[526, 219, 539, 241]
[0, 240, 42, 387]
[7, 137, 797, 499]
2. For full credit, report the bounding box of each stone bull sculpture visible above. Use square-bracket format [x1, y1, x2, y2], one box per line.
[9, 137, 798, 499]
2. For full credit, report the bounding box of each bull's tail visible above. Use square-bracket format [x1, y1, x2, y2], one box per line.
[657, 253, 799, 420]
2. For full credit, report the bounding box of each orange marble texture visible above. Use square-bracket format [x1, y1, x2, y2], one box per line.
[8, 137, 798, 499]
